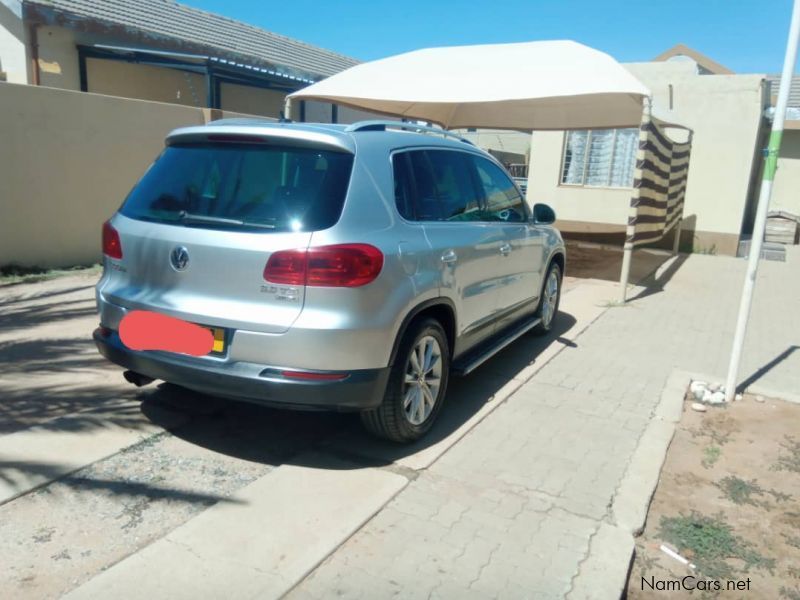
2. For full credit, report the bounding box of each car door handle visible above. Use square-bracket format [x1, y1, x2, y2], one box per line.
[441, 250, 458, 264]
[499, 243, 512, 256]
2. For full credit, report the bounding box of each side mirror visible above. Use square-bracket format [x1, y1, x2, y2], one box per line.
[533, 203, 556, 225]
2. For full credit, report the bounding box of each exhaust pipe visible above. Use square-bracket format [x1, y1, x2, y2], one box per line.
[123, 370, 155, 387]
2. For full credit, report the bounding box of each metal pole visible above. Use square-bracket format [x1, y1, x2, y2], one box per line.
[672, 219, 682, 255]
[724, 0, 800, 402]
[619, 99, 651, 302]
[619, 243, 633, 302]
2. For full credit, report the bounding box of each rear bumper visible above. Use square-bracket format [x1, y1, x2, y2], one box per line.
[94, 328, 390, 411]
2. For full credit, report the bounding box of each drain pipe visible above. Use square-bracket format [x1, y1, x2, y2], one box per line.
[29, 23, 40, 86]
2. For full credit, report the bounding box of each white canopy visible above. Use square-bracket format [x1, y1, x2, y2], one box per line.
[289, 40, 652, 130]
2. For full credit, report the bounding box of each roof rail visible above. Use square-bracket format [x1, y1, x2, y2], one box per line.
[344, 120, 474, 145]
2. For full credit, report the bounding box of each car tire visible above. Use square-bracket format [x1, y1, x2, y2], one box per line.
[533, 261, 562, 335]
[360, 318, 450, 443]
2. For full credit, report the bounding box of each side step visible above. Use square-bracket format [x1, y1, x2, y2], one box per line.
[451, 316, 541, 376]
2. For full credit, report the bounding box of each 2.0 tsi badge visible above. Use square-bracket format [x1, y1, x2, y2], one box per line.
[170, 246, 190, 271]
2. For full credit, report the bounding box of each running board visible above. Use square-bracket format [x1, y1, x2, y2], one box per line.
[452, 316, 541, 376]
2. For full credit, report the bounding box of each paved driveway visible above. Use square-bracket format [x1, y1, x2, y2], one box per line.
[4, 246, 795, 599]
[0, 267, 605, 599]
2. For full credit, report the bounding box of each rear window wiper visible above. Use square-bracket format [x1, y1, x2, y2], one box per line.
[178, 211, 243, 226]
[177, 211, 277, 229]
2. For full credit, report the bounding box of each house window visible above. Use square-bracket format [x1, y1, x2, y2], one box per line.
[560, 128, 639, 188]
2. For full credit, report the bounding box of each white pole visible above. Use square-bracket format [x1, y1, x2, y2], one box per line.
[724, 0, 800, 402]
[672, 218, 682, 255]
[619, 243, 633, 302]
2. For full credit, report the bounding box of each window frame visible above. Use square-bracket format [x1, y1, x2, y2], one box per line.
[559, 128, 637, 190]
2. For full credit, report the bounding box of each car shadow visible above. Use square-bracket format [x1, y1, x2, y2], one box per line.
[142, 311, 580, 471]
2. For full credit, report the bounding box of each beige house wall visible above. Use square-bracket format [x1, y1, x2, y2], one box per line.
[219, 82, 285, 117]
[86, 58, 205, 106]
[0, 1, 28, 83]
[0, 82, 211, 267]
[771, 129, 800, 217]
[36, 25, 81, 89]
[527, 61, 768, 255]
[458, 129, 531, 159]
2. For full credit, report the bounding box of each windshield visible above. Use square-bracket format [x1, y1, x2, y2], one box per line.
[120, 143, 354, 233]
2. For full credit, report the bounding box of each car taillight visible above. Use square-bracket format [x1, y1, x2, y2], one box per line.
[102, 221, 123, 259]
[263, 249, 307, 285]
[264, 244, 383, 287]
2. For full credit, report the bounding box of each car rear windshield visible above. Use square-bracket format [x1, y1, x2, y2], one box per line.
[120, 143, 354, 233]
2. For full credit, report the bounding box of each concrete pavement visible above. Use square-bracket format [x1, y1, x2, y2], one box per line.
[3, 246, 798, 598]
[52, 277, 612, 600]
[287, 248, 799, 598]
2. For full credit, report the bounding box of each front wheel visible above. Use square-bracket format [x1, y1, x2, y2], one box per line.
[533, 262, 562, 335]
[360, 318, 450, 443]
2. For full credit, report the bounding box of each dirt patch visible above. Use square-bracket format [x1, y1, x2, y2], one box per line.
[564, 241, 671, 283]
[627, 394, 800, 598]
[0, 264, 101, 287]
[0, 424, 272, 599]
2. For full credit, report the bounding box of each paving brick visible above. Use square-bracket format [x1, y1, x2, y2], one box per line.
[291, 250, 800, 599]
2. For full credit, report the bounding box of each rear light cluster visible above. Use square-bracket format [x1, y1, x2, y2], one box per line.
[102, 221, 123, 259]
[264, 244, 383, 287]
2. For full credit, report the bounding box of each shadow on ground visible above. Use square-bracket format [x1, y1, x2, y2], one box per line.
[738, 345, 799, 393]
[627, 253, 689, 302]
[0, 296, 97, 333]
[0, 333, 150, 434]
[142, 312, 580, 471]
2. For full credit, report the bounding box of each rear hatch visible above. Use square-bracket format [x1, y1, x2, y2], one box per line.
[99, 132, 354, 334]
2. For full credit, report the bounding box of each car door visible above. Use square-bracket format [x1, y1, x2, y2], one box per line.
[471, 155, 546, 330]
[394, 149, 507, 354]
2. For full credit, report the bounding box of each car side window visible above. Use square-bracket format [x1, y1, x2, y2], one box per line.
[425, 150, 483, 222]
[472, 156, 527, 222]
[392, 153, 416, 220]
[407, 151, 445, 220]
[393, 150, 484, 222]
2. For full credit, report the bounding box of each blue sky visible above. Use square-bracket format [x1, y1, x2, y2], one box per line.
[183, 0, 795, 74]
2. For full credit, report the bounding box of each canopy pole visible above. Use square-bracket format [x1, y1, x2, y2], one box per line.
[619, 98, 652, 303]
[672, 219, 682, 255]
[724, 0, 800, 403]
[619, 243, 633, 302]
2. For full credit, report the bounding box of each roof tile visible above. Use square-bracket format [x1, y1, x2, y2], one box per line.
[25, 0, 359, 79]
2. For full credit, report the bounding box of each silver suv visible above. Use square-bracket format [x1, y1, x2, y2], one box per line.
[94, 120, 565, 442]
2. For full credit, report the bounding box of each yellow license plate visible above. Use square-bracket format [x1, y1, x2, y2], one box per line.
[202, 326, 226, 354]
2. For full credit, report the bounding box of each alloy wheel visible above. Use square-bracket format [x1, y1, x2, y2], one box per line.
[541, 269, 559, 328]
[402, 335, 443, 425]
